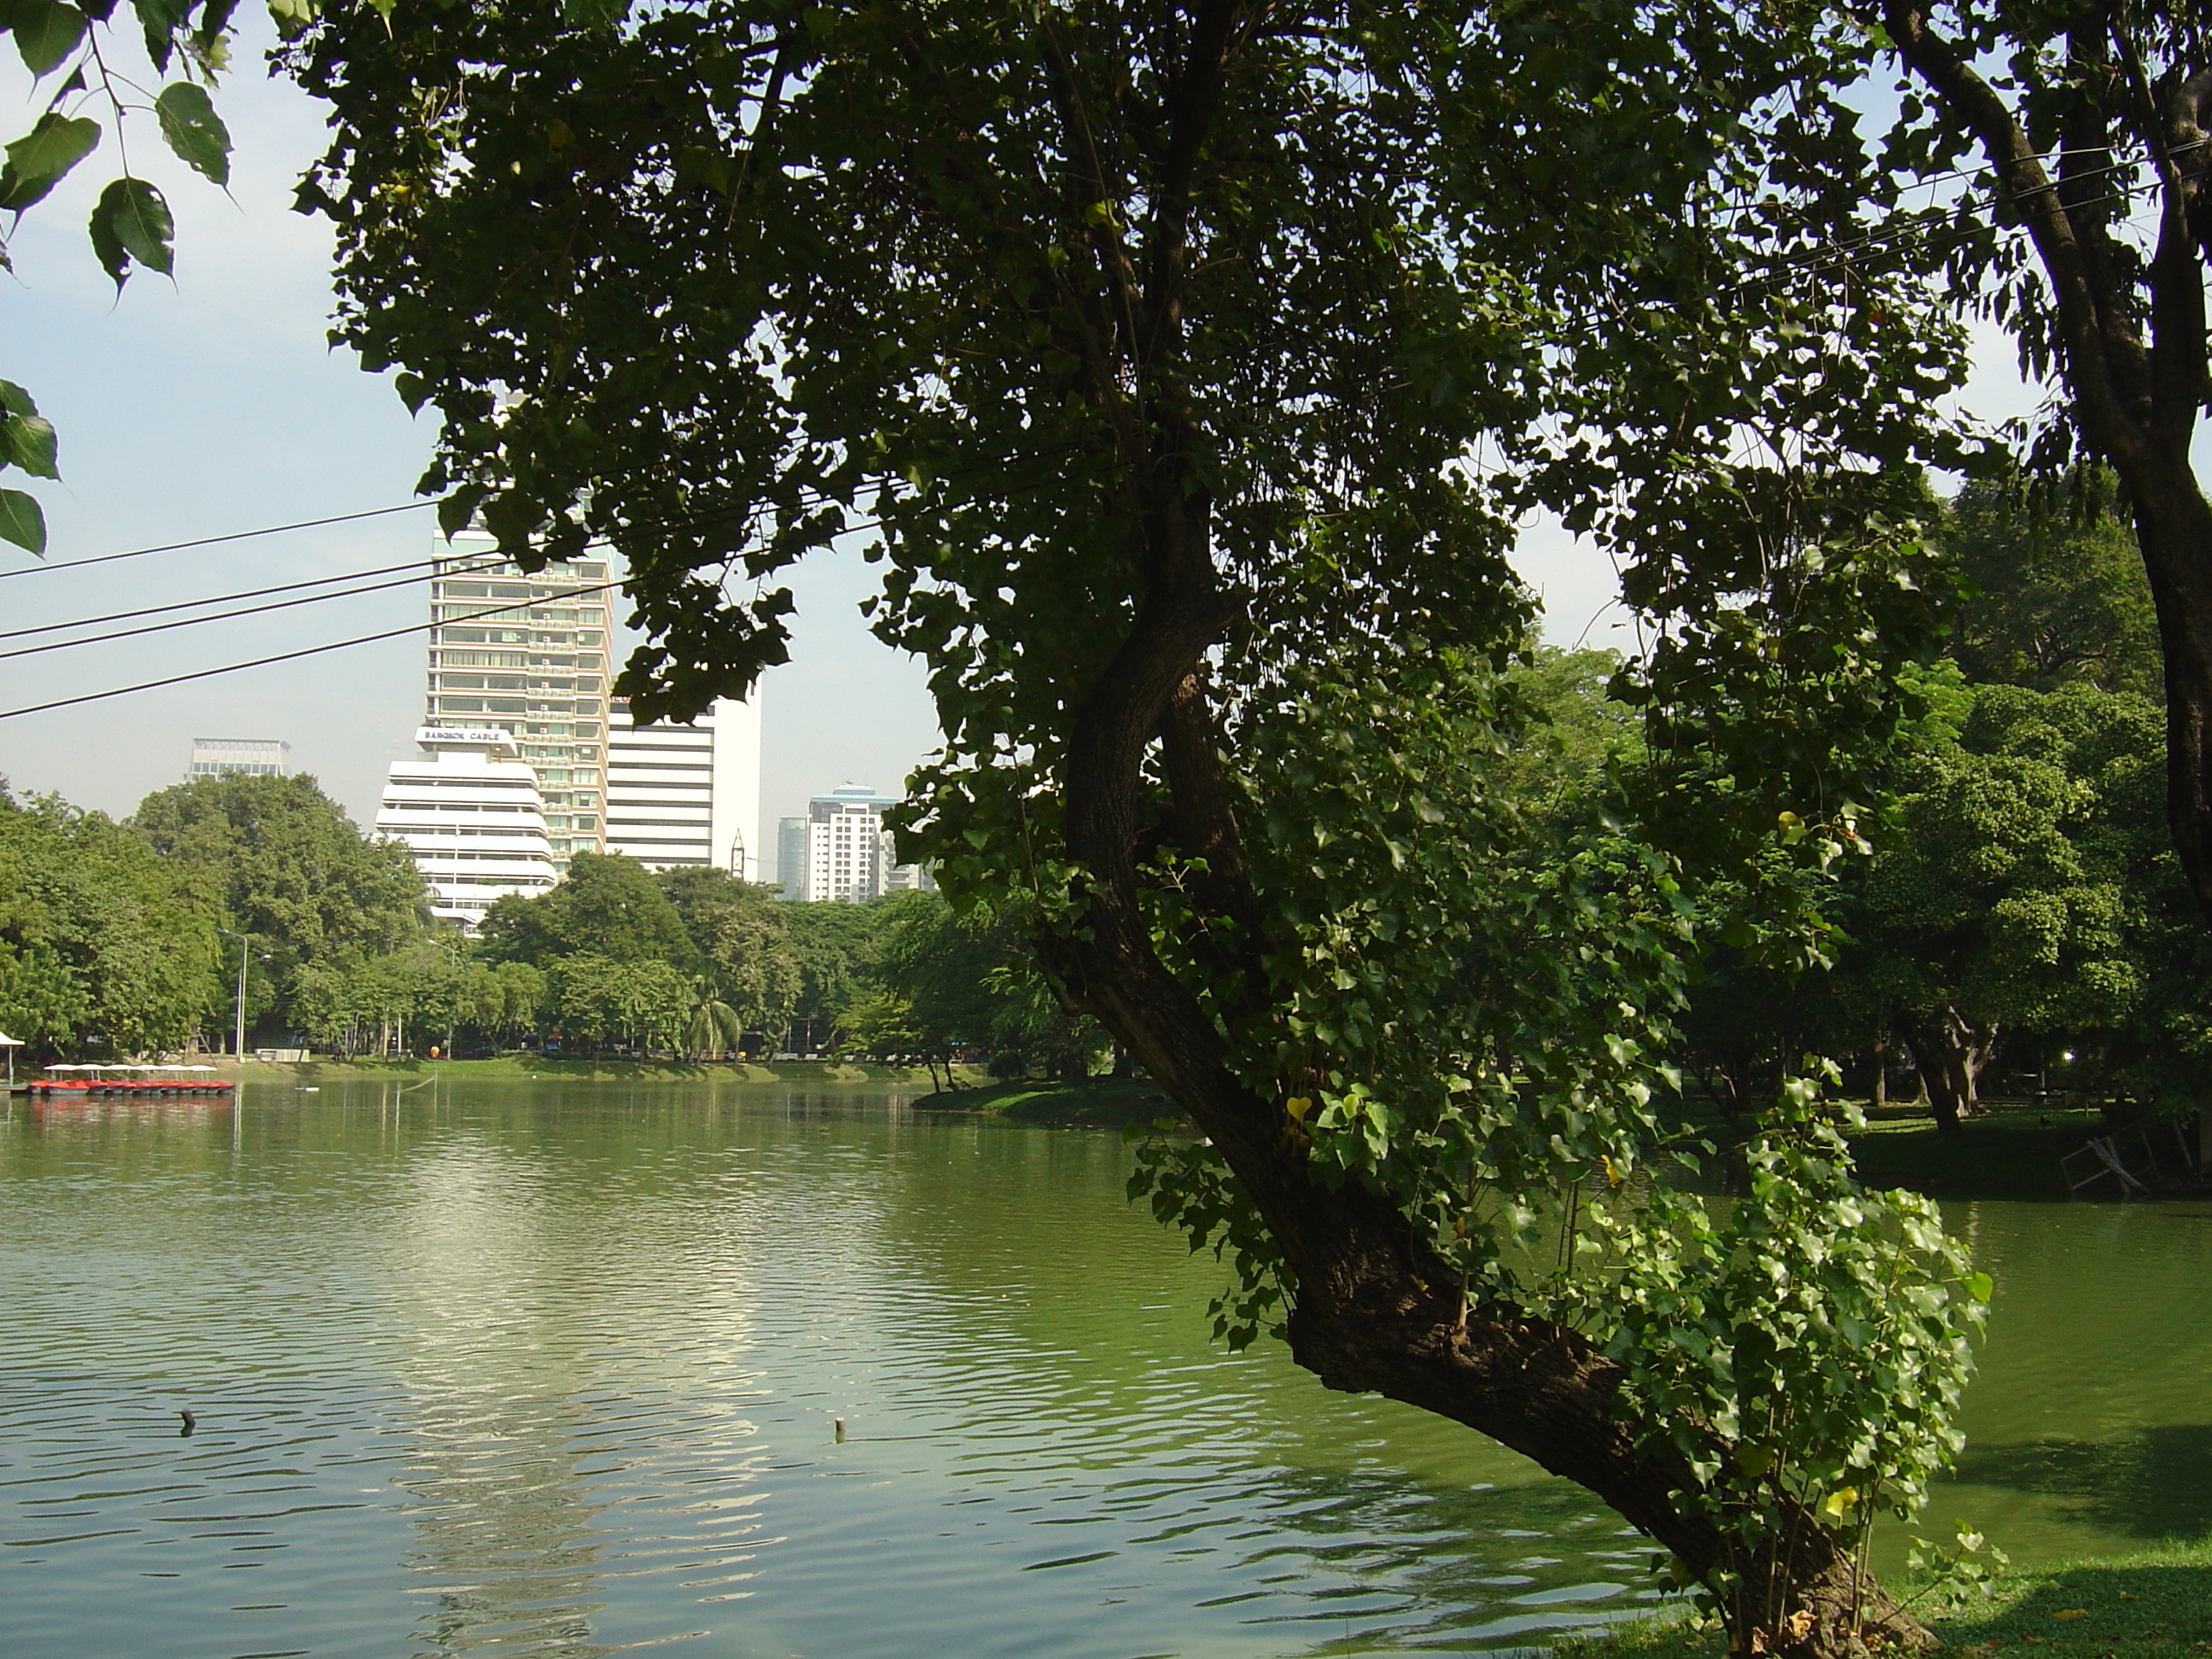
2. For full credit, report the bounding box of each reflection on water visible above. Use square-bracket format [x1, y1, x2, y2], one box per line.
[1, 1083, 1661, 1659]
[1919, 1195, 2212, 1560]
[3, 1085, 2209, 1659]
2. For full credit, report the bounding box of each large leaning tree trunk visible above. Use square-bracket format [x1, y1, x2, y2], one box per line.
[293, 1, 1991, 1653]
[1896, 1008, 2000, 1134]
[1876, 0, 2212, 924]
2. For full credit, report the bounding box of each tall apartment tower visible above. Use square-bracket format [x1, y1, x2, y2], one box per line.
[602, 695, 763, 877]
[375, 726, 558, 928]
[422, 537, 614, 873]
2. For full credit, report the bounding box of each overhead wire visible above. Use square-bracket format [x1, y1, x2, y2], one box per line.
[0, 517, 889, 721]
[0, 501, 435, 581]
[0, 553, 509, 643]
[0, 579, 628, 722]
[0, 561, 522, 662]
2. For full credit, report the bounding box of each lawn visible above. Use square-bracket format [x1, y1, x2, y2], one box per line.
[1562, 1534, 2212, 1658]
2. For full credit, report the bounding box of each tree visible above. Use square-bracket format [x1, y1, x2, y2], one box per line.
[131, 773, 429, 1041]
[779, 900, 886, 1053]
[549, 953, 694, 1054]
[1944, 475, 2162, 701]
[291, 3, 1990, 1650]
[0, 782, 216, 1057]
[479, 852, 696, 969]
[1866, 0, 2212, 930]
[661, 866, 802, 1045]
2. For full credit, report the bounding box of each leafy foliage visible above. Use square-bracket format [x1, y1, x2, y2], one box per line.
[288, 0, 1997, 1641]
[0, 780, 218, 1057]
[0, 0, 265, 553]
[479, 851, 696, 969]
[130, 772, 431, 1039]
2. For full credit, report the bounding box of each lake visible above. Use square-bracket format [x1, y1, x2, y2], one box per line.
[3, 1080, 2208, 1658]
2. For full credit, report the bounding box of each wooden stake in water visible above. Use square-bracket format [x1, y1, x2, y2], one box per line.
[833, 1417, 845, 1443]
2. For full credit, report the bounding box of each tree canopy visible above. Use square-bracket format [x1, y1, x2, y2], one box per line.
[289, 2, 1997, 1651]
[0, 782, 218, 1058]
[131, 772, 430, 1034]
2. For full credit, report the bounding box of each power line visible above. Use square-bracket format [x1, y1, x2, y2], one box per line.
[0, 502, 435, 581]
[0, 560, 525, 663]
[0, 579, 626, 722]
[0, 553, 509, 643]
[0, 516, 889, 721]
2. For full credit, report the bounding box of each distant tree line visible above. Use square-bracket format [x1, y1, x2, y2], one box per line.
[3, 474, 2178, 1109]
[0, 769, 1102, 1079]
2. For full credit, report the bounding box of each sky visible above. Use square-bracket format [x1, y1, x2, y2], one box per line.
[0, 26, 2041, 846]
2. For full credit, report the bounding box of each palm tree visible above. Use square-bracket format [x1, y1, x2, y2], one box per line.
[686, 976, 745, 1061]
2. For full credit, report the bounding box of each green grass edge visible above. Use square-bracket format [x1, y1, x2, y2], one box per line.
[1559, 1535, 2212, 1657]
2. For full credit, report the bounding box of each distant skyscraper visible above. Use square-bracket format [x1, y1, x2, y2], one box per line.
[795, 783, 930, 901]
[422, 537, 614, 873]
[602, 695, 762, 876]
[189, 736, 289, 779]
[776, 817, 807, 899]
[375, 726, 557, 928]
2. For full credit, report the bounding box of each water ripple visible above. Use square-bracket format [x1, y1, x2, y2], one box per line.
[3, 1083, 1656, 1658]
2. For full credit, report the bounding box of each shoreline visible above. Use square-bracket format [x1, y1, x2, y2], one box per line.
[1563, 1533, 2212, 1656]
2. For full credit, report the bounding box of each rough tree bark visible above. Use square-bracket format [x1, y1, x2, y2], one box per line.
[1897, 1008, 1999, 1134]
[1023, 15, 1936, 1654]
[1882, 1, 2212, 925]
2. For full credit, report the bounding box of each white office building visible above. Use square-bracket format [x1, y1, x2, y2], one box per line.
[375, 727, 558, 928]
[602, 695, 762, 876]
[189, 736, 290, 779]
[794, 783, 933, 902]
[422, 537, 614, 872]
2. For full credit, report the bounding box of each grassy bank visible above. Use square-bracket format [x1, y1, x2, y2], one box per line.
[911, 1074, 1175, 1127]
[1563, 1534, 2212, 1659]
[1844, 1105, 2126, 1201]
[213, 1055, 987, 1086]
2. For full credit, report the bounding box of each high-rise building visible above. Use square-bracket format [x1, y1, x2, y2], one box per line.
[793, 783, 932, 901]
[422, 538, 614, 872]
[189, 736, 289, 779]
[775, 816, 808, 899]
[375, 726, 557, 928]
[602, 695, 762, 876]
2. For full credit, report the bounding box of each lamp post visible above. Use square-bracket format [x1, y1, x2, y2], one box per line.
[214, 928, 266, 1058]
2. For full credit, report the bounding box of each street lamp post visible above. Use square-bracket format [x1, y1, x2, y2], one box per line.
[215, 928, 263, 1058]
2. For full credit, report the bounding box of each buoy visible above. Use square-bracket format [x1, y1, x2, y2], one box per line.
[179, 1410, 196, 1437]
[834, 1417, 846, 1442]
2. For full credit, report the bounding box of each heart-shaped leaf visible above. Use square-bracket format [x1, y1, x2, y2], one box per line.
[0, 487, 46, 556]
[155, 81, 230, 185]
[90, 176, 173, 288]
[11, 0, 87, 77]
[0, 113, 101, 213]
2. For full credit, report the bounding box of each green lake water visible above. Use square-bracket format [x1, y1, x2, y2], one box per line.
[2, 1080, 2207, 1659]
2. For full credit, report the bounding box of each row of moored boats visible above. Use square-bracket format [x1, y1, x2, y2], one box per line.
[26, 1065, 237, 1097]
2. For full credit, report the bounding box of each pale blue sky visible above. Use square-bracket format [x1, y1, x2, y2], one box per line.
[0, 27, 2038, 836]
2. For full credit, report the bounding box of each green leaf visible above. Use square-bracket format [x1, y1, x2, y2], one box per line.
[265, 0, 316, 40]
[10, 0, 87, 77]
[0, 379, 35, 419]
[559, 0, 626, 26]
[90, 176, 173, 288]
[0, 113, 101, 213]
[4, 410, 59, 480]
[1962, 1270, 1993, 1304]
[154, 81, 230, 185]
[0, 487, 46, 556]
